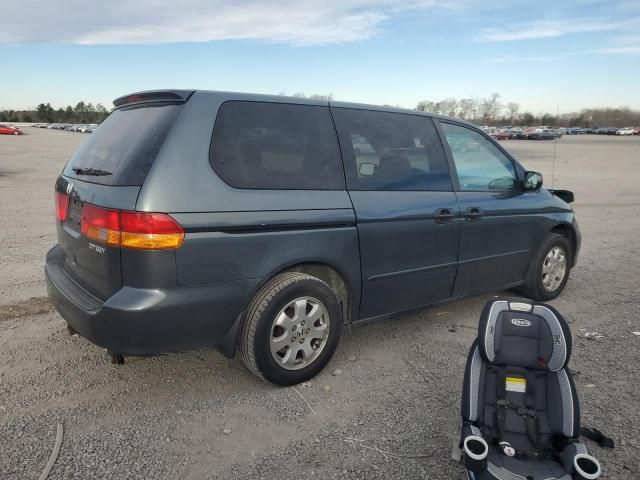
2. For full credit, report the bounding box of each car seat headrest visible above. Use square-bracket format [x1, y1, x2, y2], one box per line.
[377, 154, 411, 174]
[477, 299, 572, 371]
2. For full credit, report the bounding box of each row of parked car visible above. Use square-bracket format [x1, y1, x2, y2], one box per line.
[483, 125, 640, 140]
[612, 127, 640, 135]
[32, 123, 98, 133]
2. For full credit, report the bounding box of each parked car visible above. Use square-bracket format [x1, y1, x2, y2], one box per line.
[509, 129, 527, 139]
[0, 124, 22, 135]
[490, 130, 509, 140]
[616, 127, 635, 136]
[550, 128, 562, 138]
[525, 127, 555, 140]
[46, 90, 581, 385]
[595, 127, 618, 135]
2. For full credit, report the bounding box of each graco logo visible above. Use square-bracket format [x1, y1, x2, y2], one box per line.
[511, 318, 531, 327]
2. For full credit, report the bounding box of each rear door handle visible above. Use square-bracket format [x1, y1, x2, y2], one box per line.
[434, 208, 455, 224]
[465, 207, 483, 221]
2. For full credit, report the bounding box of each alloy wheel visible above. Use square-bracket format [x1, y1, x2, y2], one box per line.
[542, 246, 567, 292]
[269, 296, 330, 371]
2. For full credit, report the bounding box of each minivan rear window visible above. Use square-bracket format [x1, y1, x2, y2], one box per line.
[210, 101, 344, 190]
[63, 103, 183, 186]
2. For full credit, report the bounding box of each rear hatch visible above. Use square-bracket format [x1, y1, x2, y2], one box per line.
[54, 92, 189, 300]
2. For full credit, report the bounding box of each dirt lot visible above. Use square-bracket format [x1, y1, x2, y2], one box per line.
[1, 129, 639, 479]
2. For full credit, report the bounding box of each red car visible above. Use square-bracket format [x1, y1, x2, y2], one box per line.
[0, 124, 22, 135]
[490, 131, 509, 140]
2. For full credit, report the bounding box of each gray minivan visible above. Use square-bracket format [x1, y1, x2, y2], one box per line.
[46, 90, 580, 385]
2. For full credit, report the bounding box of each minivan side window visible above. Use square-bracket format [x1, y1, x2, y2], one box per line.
[332, 108, 452, 191]
[440, 122, 517, 191]
[210, 102, 344, 190]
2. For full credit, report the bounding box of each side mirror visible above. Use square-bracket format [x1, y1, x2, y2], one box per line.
[523, 171, 543, 191]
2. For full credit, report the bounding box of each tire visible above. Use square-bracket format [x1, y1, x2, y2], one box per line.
[520, 233, 572, 301]
[239, 272, 343, 385]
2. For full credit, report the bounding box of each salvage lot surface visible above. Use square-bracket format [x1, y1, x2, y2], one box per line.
[1, 129, 639, 479]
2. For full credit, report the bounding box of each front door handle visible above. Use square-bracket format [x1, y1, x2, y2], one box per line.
[465, 207, 483, 221]
[434, 208, 455, 224]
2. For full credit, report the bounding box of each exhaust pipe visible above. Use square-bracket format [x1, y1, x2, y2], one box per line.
[574, 453, 601, 479]
[463, 436, 488, 473]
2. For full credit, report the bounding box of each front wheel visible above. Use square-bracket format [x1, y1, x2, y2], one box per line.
[239, 272, 342, 385]
[521, 233, 572, 301]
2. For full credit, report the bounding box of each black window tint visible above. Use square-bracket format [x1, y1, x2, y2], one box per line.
[332, 108, 452, 191]
[210, 102, 344, 190]
[64, 103, 182, 186]
[441, 122, 517, 191]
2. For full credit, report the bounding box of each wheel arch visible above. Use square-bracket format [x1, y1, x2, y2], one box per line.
[549, 222, 577, 261]
[269, 262, 353, 324]
[220, 261, 357, 359]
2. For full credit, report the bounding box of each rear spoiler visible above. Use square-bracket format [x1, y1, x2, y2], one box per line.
[549, 189, 574, 204]
[113, 90, 195, 108]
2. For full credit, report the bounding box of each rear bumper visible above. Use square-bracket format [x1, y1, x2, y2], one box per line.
[45, 245, 260, 356]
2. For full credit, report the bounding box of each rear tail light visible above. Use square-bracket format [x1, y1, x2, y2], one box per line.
[81, 204, 121, 247]
[120, 212, 184, 249]
[55, 192, 70, 221]
[80, 204, 184, 250]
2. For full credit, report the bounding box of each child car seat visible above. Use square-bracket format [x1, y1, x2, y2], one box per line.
[460, 299, 602, 480]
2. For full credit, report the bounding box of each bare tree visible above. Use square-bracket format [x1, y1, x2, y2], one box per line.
[458, 98, 476, 120]
[479, 93, 501, 124]
[308, 93, 334, 101]
[506, 102, 520, 124]
[416, 100, 434, 112]
[439, 98, 459, 117]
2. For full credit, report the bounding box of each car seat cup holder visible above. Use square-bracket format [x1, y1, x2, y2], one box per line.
[573, 454, 601, 480]
[463, 436, 488, 473]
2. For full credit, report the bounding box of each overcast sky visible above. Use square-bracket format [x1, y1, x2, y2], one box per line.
[1, 0, 639, 112]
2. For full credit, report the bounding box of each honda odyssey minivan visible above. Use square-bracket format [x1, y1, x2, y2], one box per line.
[46, 90, 580, 385]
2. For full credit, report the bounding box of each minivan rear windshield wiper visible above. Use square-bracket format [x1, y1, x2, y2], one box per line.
[71, 167, 112, 176]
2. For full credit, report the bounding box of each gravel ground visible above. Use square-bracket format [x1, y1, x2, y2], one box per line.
[0, 129, 639, 479]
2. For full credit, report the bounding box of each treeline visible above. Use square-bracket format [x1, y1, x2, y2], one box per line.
[0, 102, 111, 124]
[3, 93, 639, 128]
[415, 94, 640, 128]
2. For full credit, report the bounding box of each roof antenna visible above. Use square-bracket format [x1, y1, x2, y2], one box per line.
[551, 104, 559, 189]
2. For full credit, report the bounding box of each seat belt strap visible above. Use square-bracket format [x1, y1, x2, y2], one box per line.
[494, 367, 521, 457]
[524, 370, 540, 452]
[581, 427, 615, 448]
[496, 367, 507, 441]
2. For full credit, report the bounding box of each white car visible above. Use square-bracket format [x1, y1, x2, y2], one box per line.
[616, 127, 635, 136]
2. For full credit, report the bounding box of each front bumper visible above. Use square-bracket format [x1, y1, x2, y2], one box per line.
[45, 245, 261, 356]
[572, 218, 582, 267]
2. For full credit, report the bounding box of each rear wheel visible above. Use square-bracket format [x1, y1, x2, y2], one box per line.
[240, 272, 342, 385]
[520, 233, 572, 301]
